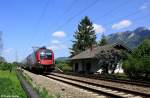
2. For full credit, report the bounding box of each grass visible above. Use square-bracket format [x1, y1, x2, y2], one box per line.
[0, 70, 27, 98]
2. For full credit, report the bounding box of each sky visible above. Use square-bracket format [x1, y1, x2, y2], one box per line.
[0, 0, 149, 62]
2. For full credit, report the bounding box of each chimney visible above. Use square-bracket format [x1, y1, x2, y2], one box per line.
[90, 44, 97, 51]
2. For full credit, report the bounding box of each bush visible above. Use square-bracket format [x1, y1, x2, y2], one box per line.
[123, 39, 150, 79]
[0, 62, 9, 70]
[123, 55, 143, 78]
[56, 61, 72, 73]
[0, 62, 18, 71]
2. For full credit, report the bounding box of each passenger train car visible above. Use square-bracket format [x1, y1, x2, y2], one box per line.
[22, 47, 55, 72]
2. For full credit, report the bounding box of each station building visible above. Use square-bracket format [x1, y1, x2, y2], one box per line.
[70, 43, 131, 74]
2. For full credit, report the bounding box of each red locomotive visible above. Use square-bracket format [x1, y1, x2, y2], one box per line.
[22, 47, 55, 72]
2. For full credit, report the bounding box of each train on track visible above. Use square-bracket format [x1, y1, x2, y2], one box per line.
[22, 47, 55, 73]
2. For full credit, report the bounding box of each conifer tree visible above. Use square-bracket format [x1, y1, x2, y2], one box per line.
[98, 34, 107, 46]
[70, 16, 96, 56]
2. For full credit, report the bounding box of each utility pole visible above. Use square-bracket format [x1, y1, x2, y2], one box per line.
[15, 50, 18, 62]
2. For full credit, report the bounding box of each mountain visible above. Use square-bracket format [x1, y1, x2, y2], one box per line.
[107, 27, 150, 49]
[55, 57, 69, 62]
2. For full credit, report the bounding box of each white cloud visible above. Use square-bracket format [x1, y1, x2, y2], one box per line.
[48, 44, 66, 51]
[52, 31, 66, 38]
[140, 5, 148, 10]
[112, 20, 132, 30]
[3, 48, 13, 54]
[51, 40, 60, 44]
[140, 3, 149, 10]
[93, 24, 106, 34]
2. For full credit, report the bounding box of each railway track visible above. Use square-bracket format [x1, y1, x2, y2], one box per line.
[56, 72, 150, 87]
[45, 72, 150, 98]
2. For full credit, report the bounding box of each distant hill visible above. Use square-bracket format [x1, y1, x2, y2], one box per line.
[107, 27, 150, 48]
[55, 57, 69, 62]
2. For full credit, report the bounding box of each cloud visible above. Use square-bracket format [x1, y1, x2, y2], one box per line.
[140, 3, 149, 10]
[48, 44, 66, 51]
[93, 24, 106, 34]
[3, 48, 13, 54]
[52, 31, 66, 38]
[112, 20, 132, 30]
[140, 5, 148, 10]
[51, 40, 60, 44]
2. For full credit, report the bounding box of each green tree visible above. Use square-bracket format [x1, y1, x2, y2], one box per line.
[0, 56, 5, 62]
[98, 34, 107, 46]
[123, 39, 150, 79]
[70, 16, 96, 56]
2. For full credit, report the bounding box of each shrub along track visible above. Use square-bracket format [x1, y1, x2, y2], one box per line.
[45, 72, 150, 98]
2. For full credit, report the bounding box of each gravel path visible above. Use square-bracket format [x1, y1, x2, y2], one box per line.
[23, 70, 108, 98]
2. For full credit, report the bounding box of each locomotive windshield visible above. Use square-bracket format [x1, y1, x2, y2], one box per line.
[40, 50, 52, 60]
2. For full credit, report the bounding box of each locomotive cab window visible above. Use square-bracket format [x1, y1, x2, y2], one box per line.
[40, 50, 52, 60]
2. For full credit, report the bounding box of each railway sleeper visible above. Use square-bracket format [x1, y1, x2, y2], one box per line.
[50, 73, 150, 97]
[47, 75, 142, 98]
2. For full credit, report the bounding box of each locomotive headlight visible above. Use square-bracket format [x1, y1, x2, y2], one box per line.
[37, 60, 41, 63]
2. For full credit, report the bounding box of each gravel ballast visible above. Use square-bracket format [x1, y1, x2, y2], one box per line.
[23, 70, 107, 98]
[52, 73, 150, 95]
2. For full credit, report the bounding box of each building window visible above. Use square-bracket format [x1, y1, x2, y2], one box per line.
[101, 50, 104, 53]
[75, 63, 78, 72]
[86, 63, 91, 73]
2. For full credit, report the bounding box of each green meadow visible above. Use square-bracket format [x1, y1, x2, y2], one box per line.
[0, 70, 27, 98]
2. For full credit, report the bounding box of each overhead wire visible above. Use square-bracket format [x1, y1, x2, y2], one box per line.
[45, 0, 149, 45]
[94, 0, 131, 21]
[51, 0, 100, 32]
[50, 0, 132, 32]
[103, 6, 150, 28]
[36, 0, 50, 26]
[30, 0, 150, 46]
[46, 0, 78, 28]
[62, 0, 78, 17]
[28, 0, 50, 46]
[43, 0, 78, 40]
